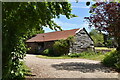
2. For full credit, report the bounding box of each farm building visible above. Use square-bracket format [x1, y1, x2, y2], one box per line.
[26, 28, 94, 54]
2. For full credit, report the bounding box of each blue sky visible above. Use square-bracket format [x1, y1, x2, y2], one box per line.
[43, 2, 94, 32]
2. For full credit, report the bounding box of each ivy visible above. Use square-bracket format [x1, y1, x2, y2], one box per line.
[2, 2, 75, 79]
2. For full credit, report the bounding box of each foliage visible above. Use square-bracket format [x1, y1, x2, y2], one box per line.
[42, 36, 75, 56]
[2, 2, 74, 79]
[103, 34, 117, 48]
[66, 36, 75, 42]
[68, 53, 80, 57]
[53, 36, 75, 56]
[26, 28, 44, 39]
[36, 52, 104, 61]
[102, 50, 120, 70]
[43, 49, 49, 55]
[53, 39, 69, 56]
[85, 2, 120, 51]
[68, 51, 104, 61]
[89, 29, 104, 46]
[36, 55, 71, 59]
[42, 48, 55, 56]
[22, 61, 32, 78]
[85, 2, 120, 70]
[95, 47, 116, 51]
[69, 51, 102, 57]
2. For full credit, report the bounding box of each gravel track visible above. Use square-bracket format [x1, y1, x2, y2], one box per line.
[24, 54, 119, 79]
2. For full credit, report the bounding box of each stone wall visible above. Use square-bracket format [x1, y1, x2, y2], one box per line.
[69, 28, 94, 53]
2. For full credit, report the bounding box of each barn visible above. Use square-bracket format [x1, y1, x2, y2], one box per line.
[26, 28, 94, 54]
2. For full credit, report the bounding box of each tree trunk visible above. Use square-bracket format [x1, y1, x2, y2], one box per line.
[117, 46, 120, 51]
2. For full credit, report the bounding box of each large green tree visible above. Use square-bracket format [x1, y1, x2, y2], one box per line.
[2, 2, 75, 79]
[89, 29, 104, 47]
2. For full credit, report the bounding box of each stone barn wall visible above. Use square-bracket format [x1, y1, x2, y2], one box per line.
[69, 28, 94, 53]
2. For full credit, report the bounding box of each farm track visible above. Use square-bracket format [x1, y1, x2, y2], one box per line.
[24, 54, 119, 79]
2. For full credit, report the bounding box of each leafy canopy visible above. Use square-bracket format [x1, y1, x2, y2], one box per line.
[2, 2, 75, 79]
[89, 29, 104, 47]
[85, 2, 120, 50]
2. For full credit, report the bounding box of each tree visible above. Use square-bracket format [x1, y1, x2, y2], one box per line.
[2, 2, 75, 79]
[89, 29, 104, 47]
[85, 2, 120, 51]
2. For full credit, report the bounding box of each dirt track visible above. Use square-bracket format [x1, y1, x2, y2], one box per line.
[24, 54, 119, 79]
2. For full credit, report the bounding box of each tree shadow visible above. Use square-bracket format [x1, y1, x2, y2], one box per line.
[51, 62, 116, 73]
[24, 69, 36, 77]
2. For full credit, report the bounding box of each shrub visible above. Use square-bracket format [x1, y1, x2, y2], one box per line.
[68, 53, 80, 57]
[53, 39, 69, 56]
[43, 49, 49, 55]
[42, 36, 74, 56]
[43, 48, 54, 56]
[49, 48, 55, 56]
[102, 50, 120, 70]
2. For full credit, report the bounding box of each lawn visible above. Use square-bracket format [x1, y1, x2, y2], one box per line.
[36, 47, 114, 61]
[36, 55, 72, 59]
[36, 53, 105, 61]
[95, 47, 116, 50]
[79, 54, 105, 61]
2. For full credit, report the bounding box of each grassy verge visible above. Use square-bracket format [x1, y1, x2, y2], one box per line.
[95, 47, 116, 50]
[79, 54, 105, 61]
[22, 62, 32, 78]
[36, 55, 72, 59]
[36, 53, 105, 61]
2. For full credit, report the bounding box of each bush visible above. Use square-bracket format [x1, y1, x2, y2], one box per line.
[53, 39, 69, 56]
[42, 37, 74, 56]
[43, 48, 54, 56]
[43, 49, 49, 55]
[68, 53, 80, 57]
[102, 50, 120, 70]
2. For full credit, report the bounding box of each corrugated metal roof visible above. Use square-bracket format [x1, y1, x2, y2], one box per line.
[26, 29, 79, 42]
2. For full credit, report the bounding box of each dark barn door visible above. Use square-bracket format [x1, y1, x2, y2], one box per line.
[37, 42, 44, 53]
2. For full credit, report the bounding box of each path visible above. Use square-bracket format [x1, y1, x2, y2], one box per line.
[24, 54, 119, 79]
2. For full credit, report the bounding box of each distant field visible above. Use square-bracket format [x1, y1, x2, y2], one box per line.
[95, 47, 116, 50]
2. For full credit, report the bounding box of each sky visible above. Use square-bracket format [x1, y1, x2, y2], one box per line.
[43, 1, 95, 33]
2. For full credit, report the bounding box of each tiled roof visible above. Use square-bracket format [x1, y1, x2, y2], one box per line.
[26, 29, 79, 42]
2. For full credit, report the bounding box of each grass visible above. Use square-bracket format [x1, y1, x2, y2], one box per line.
[36, 47, 115, 61]
[36, 55, 72, 59]
[22, 62, 32, 78]
[36, 53, 105, 61]
[79, 54, 105, 61]
[95, 47, 116, 50]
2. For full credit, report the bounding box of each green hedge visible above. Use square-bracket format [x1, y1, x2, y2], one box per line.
[102, 50, 120, 70]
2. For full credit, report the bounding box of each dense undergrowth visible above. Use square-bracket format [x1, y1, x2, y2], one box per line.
[102, 50, 120, 71]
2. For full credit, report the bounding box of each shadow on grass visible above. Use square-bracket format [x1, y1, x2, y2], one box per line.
[52, 62, 116, 73]
[24, 69, 36, 77]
